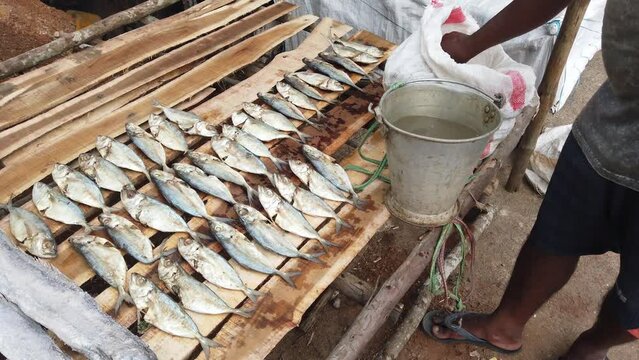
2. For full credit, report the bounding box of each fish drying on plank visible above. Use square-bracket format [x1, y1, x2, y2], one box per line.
[150, 169, 234, 224]
[154, 100, 217, 137]
[235, 204, 324, 264]
[222, 124, 288, 171]
[258, 92, 323, 129]
[283, 73, 336, 104]
[96, 135, 151, 181]
[302, 145, 368, 209]
[158, 256, 253, 317]
[78, 152, 132, 192]
[293, 71, 345, 92]
[241, 104, 312, 142]
[32, 182, 99, 233]
[330, 42, 379, 64]
[99, 213, 167, 264]
[0, 231, 156, 359]
[276, 81, 326, 119]
[303, 58, 364, 92]
[126, 122, 171, 173]
[129, 273, 221, 359]
[210, 135, 275, 183]
[0, 200, 57, 258]
[172, 163, 237, 205]
[120, 184, 211, 242]
[272, 173, 353, 234]
[177, 237, 262, 302]
[258, 186, 339, 251]
[69, 235, 132, 315]
[52, 163, 117, 213]
[319, 51, 373, 81]
[289, 160, 358, 207]
[148, 114, 189, 152]
[242, 114, 307, 144]
[332, 36, 385, 58]
[209, 219, 301, 287]
[187, 151, 258, 205]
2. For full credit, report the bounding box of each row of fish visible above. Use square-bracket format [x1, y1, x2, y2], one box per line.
[0, 37, 385, 358]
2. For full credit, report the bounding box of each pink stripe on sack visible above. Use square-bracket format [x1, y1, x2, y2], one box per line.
[444, 7, 466, 24]
[506, 70, 526, 110]
[431, 0, 444, 8]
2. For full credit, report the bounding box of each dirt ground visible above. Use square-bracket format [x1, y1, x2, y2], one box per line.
[268, 52, 639, 359]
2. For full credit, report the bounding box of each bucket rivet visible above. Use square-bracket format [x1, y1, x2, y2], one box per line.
[484, 105, 491, 113]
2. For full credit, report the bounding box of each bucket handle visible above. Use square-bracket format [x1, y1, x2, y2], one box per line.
[393, 79, 505, 109]
[368, 103, 388, 137]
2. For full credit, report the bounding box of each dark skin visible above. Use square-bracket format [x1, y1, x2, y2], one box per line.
[434, 1, 638, 358]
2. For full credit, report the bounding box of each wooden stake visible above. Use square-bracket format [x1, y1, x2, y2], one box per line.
[505, 0, 591, 192]
[377, 208, 496, 360]
[0, 0, 180, 79]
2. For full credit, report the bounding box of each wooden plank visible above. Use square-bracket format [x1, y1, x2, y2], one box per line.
[0, 1, 297, 160]
[0, 15, 319, 202]
[0, 0, 255, 131]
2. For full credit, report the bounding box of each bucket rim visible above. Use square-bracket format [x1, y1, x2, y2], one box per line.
[379, 79, 503, 144]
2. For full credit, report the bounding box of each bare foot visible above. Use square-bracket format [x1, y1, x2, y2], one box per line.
[430, 313, 523, 352]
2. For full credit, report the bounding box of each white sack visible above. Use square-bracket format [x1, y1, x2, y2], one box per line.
[525, 124, 573, 195]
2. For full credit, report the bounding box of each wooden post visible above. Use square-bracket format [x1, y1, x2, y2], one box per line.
[0, 0, 180, 79]
[505, 0, 591, 192]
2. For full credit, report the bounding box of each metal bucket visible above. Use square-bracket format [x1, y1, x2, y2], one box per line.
[377, 80, 502, 226]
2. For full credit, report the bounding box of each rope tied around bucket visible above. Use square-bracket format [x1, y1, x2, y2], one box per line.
[344, 121, 390, 191]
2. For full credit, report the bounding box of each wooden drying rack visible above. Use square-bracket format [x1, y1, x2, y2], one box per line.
[0, 1, 396, 359]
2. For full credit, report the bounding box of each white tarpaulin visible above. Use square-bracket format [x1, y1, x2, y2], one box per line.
[287, 0, 606, 112]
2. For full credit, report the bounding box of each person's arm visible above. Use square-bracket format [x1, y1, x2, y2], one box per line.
[442, 0, 574, 63]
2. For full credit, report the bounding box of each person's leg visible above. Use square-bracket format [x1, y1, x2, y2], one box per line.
[561, 289, 636, 360]
[431, 239, 579, 350]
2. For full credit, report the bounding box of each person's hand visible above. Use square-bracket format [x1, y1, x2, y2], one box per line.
[441, 31, 477, 64]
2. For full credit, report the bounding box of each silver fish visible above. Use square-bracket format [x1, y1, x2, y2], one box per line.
[209, 219, 301, 287]
[302, 145, 368, 209]
[173, 163, 236, 205]
[129, 273, 220, 359]
[235, 204, 324, 264]
[177, 237, 261, 302]
[303, 58, 364, 92]
[330, 42, 362, 58]
[293, 71, 345, 92]
[319, 51, 370, 77]
[236, 102, 312, 142]
[0, 231, 156, 359]
[158, 256, 253, 317]
[120, 184, 210, 242]
[153, 99, 202, 129]
[0, 201, 56, 258]
[126, 122, 170, 172]
[289, 159, 356, 207]
[284, 73, 336, 104]
[148, 114, 189, 152]
[222, 124, 287, 171]
[150, 169, 233, 224]
[69, 235, 132, 315]
[79, 152, 132, 192]
[352, 52, 379, 64]
[334, 37, 384, 58]
[210, 136, 274, 183]
[0, 295, 71, 360]
[96, 135, 151, 181]
[99, 213, 162, 264]
[242, 116, 304, 144]
[187, 121, 218, 137]
[276, 81, 325, 119]
[231, 111, 251, 126]
[52, 163, 113, 212]
[258, 92, 322, 130]
[187, 151, 257, 204]
[257, 186, 338, 251]
[272, 173, 352, 234]
[32, 182, 94, 233]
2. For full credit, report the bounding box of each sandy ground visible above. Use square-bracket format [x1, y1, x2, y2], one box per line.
[268, 52, 639, 359]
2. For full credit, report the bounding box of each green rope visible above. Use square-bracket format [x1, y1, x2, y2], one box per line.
[344, 121, 390, 192]
[453, 222, 467, 311]
[428, 223, 452, 294]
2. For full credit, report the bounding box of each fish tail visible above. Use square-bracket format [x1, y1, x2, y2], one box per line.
[190, 230, 213, 242]
[318, 237, 341, 252]
[162, 164, 175, 174]
[278, 271, 302, 288]
[232, 306, 255, 318]
[245, 287, 264, 303]
[351, 192, 369, 210]
[197, 335, 222, 360]
[151, 99, 163, 109]
[264, 172, 275, 186]
[315, 109, 326, 120]
[246, 185, 259, 207]
[209, 216, 235, 225]
[104, 204, 124, 214]
[302, 251, 327, 265]
[306, 120, 325, 131]
[272, 157, 288, 172]
[335, 216, 354, 234]
[143, 170, 153, 183]
[352, 83, 366, 93]
[115, 287, 133, 315]
[297, 131, 313, 144]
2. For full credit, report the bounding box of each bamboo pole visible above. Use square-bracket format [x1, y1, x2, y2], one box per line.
[505, 0, 591, 192]
[376, 208, 496, 360]
[0, 0, 180, 79]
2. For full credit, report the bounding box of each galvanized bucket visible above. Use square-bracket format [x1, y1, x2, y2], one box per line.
[377, 79, 502, 226]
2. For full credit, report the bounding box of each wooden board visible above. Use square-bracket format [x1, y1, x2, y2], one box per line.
[0, 10, 397, 359]
[0, 1, 295, 159]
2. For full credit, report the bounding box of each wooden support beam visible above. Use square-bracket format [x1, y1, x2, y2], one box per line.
[506, 0, 591, 192]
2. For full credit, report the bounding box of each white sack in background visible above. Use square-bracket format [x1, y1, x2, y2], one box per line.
[525, 124, 573, 195]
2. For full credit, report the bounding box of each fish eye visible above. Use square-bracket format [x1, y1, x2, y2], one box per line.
[238, 209, 247, 216]
[215, 225, 222, 232]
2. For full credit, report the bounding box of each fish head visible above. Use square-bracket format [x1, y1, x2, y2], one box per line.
[257, 186, 280, 216]
[301, 145, 323, 160]
[51, 163, 72, 182]
[234, 203, 268, 223]
[78, 152, 97, 172]
[210, 136, 231, 153]
[69, 234, 96, 249]
[150, 169, 174, 183]
[194, 121, 218, 137]
[148, 114, 163, 127]
[273, 174, 296, 202]
[302, 57, 312, 66]
[221, 124, 239, 140]
[125, 122, 146, 137]
[26, 233, 57, 258]
[232, 110, 252, 126]
[129, 273, 154, 309]
[96, 135, 113, 156]
[187, 150, 213, 165]
[120, 184, 143, 208]
[177, 237, 201, 259]
[276, 81, 291, 94]
[98, 213, 120, 229]
[241, 104, 261, 119]
[288, 160, 311, 185]
[157, 256, 180, 283]
[32, 182, 53, 211]
[208, 218, 233, 238]
[172, 162, 194, 175]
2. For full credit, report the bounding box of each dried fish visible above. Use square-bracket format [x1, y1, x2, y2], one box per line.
[276, 81, 325, 119]
[32, 182, 95, 233]
[289, 159, 356, 207]
[99, 213, 163, 264]
[126, 122, 170, 172]
[148, 114, 189, 152]
[258, 92, 322, 130]
[187, 151, 257, 204]
[187, 121, 218, 137]
[333, 37, 384, 58]
[293, 71, 345, 92]
[222, 124, 287, 171]
[52, 163, 114, 212]
[284, 73, 336, 103]
[319, 51, 370, 78]
[242, 104, 311, 143]
[242, 116, 304, 144]
[153, 99, 202, 129]
[303, 58, 364, 92]
[210, 135, 274, 183]
[79, 152, 132, 192]
[96, 135, 151, 181]
[173, 163, 237, 205]
[330, 42, 363, 58]
[0, 200, 56, 258]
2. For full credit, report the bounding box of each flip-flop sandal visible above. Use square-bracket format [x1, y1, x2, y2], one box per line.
[422, 310, 522, 354]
